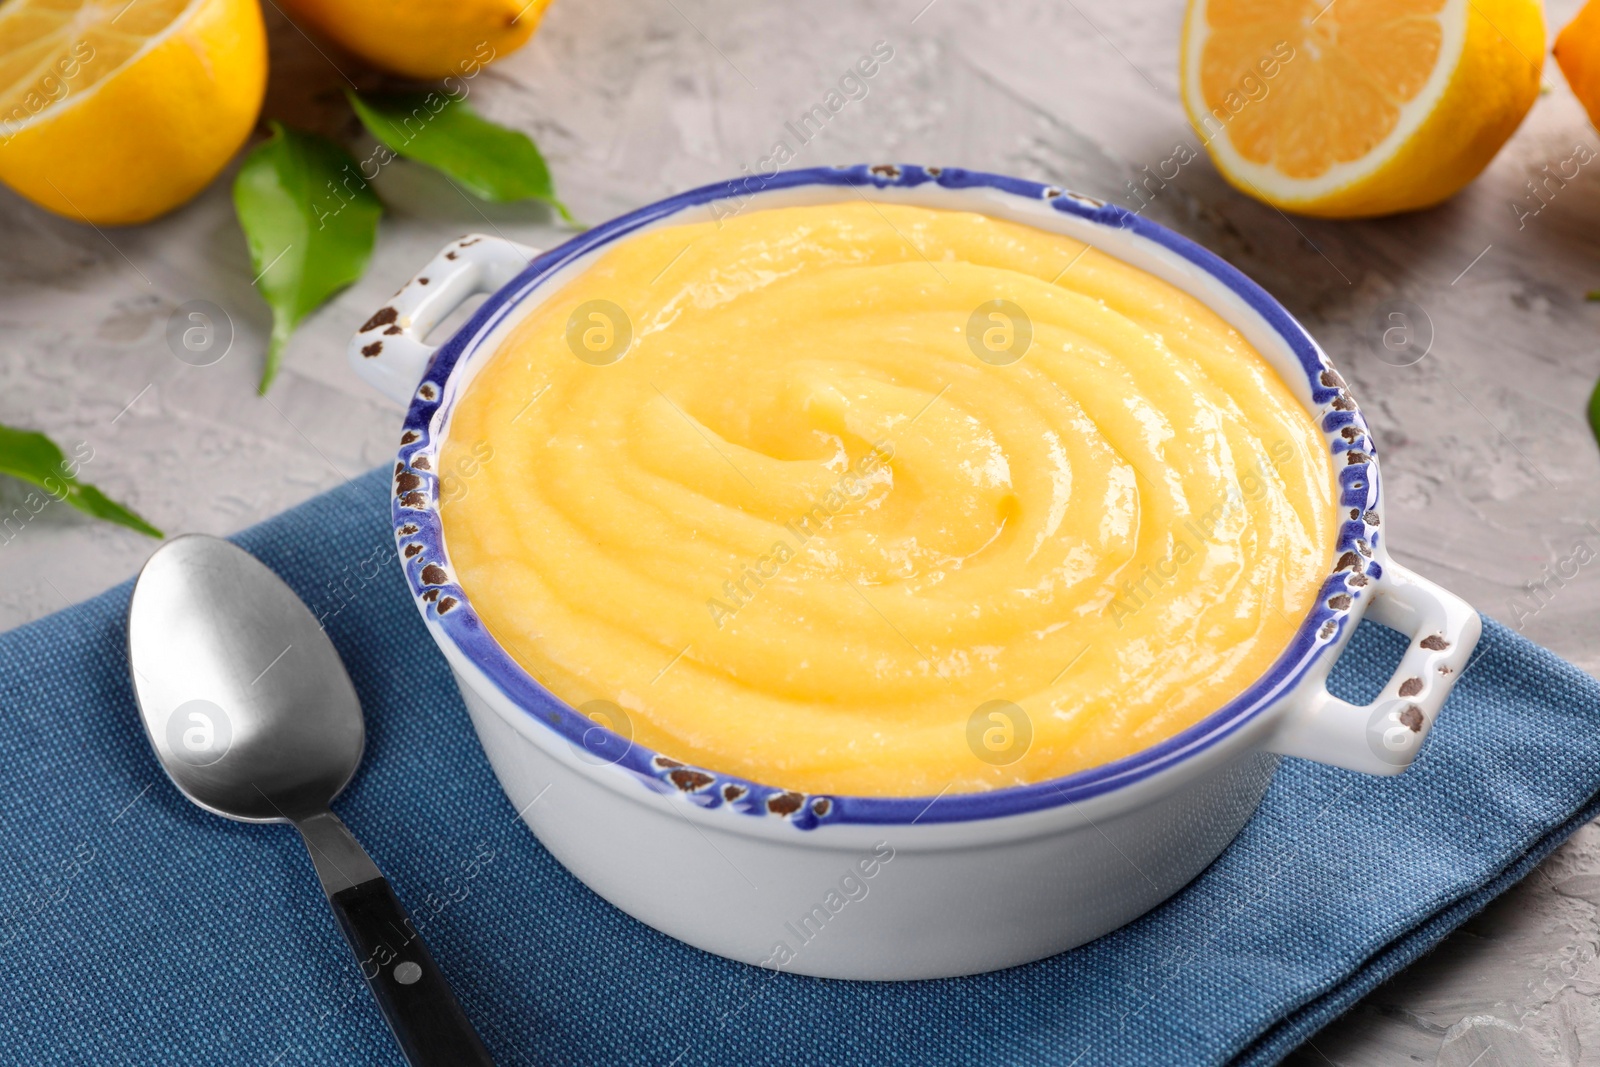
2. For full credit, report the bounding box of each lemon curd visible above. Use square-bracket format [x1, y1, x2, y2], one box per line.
[440, 202, 1338, 797]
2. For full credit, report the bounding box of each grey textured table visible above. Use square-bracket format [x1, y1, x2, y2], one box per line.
[3, 0, 1597, 1062]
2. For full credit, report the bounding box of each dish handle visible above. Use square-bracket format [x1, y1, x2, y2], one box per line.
[1266, 561, 1481, 775]
[347, 234, 538, 406]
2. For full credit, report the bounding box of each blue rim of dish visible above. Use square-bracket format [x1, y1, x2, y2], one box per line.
[387, 164, 1382, 831]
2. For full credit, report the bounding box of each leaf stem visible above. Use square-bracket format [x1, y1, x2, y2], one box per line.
[259, 315, 292, 395]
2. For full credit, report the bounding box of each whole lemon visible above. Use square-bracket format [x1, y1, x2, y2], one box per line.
[1555, 0, 1600, 130]
[278, 0, 554, 81]
[0, 0, 268, 226]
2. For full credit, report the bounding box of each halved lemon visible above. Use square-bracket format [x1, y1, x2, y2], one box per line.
[1180, 0, 1545, 218]
[0, 0, 267, 225]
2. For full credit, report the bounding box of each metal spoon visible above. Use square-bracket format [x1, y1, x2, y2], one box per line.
[126, 534, 493, 1066]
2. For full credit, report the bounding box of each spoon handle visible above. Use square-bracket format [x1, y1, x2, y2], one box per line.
[328, 876, 496, 1066]
[296, 811, 494, 1066]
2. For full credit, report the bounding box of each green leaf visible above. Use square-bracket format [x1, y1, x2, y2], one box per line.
[0, 423, 161, 538]
[1586, 289, 1600, 302]
[347, 90, 576, 224]
[233, 121, 382, 394]
[1590, 375, 1600, 451]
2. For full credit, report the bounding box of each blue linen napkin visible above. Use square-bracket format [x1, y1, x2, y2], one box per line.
[2, 467, 1597, 1067]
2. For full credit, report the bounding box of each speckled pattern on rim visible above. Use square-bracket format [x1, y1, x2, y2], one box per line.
[382, 164, 1385, 830]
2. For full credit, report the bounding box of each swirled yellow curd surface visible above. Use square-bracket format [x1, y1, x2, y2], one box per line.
[440, 202, 1338, 797]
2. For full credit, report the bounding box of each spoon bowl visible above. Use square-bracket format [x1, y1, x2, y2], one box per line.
[128, 534, 363, 822]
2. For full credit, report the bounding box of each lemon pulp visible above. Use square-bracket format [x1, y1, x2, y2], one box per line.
[0, 0, 266, 224]
[1181, 0, 1544, 217]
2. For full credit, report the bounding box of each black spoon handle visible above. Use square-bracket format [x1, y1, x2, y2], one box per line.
[295, 810, 493, 1066]
[328, 876, 495, 1066]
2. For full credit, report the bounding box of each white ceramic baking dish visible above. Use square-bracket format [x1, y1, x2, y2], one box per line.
[348, 165, 1480, 980]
